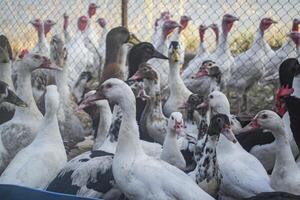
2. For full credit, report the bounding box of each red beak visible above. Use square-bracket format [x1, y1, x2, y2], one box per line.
[191, 68, 209, 79]
[250, 118, 260, 129]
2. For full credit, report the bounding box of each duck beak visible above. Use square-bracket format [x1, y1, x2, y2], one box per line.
[171, 48, 180, 62]
[38, 57, 62, 71]
[175, 120, 185, 137]
[178, 102, 188, 109]
[221, 124, 237, 143]
[250, 118, 260, 129]
[196, 99, 208, 109]
[272, 20, 278, 24]
[191, 68, 209, 79]
[6, 89, 27, 107]
[128, 33, 141, 45]
[78, 90, 105, 110]
[128, 70, 143, 81]
[152, 49, 168, 59]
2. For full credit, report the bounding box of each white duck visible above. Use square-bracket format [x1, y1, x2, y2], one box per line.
[163, 41, 192, 118]
[148, 20, 180, 89]
[228, 18, 277, 113]
[182, 24, 209, 80]
[0, 85, 67, 189]
[160, 112, 186, 170]
[248, 110, 300, 195]
[83, 78, 214, 200]
[66, 16, 93, 86]
[184, 60, 221, 97]
[202, 91, 273, 199]
[236, 58, 300, 172]
[261, 18, 300, 84]
[0, 52, 60, 174]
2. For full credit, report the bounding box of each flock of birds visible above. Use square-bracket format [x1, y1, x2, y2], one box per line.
[0, 2, 299, 200]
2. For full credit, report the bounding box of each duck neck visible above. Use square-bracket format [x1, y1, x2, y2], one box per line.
[146, 79, 164, 116]
[118, 45, 129, 78]
[273, 126, 298, 173]
[94, 102, 113, 150]
[168, 62, 189, 95]
[37, 107, 61, 142]
[116, 95, 143, 156]
[161, 129, 181, 158]
[0, 61, 14, 89]
[105, 39, 122, 66]
[195, 133, 219, 184]
[14, 63, 42, 121]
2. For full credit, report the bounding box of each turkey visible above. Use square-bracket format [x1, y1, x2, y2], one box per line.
[182, 24, 209, 80]
[228, 18, 277, 113]
[66, 16, 93, 86]
[63, 13, 71, 43]
[261, 18, 300, 85]
[148, 20, 180, 89]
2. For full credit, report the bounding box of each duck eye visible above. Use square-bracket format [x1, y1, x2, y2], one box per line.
[209, 95, 213, 99]
[33, 55, 41, 59]
[217, 118, 222, 123]
[261, 114, 268, 119]
[171, 116, 174, 120]
[106, 83, 112, 89]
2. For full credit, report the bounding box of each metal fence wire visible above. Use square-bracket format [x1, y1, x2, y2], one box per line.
[0, 0, 299, 114]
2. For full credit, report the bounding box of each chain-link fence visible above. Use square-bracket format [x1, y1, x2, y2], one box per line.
[0, 0, 299, 114]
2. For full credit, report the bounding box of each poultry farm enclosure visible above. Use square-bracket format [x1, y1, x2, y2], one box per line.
[0, 0, 299, 115]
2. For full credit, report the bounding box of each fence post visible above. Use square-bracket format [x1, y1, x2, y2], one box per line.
[121, 0, 128, 28]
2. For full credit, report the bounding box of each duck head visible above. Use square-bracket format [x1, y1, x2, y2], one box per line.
[259, 17, 277, 34]
[78, 90, 108, 110]
[168, 112, 185, 136]
[0, 80, 27, 107]
[107, 26, 140, 47]
[129, 62, 158, 82]
[168, 41, 184, 64]
[50, 35, 67, 69]
[191, 60, 221, 83]
[44, 19, 56, 36]
[0, 35, 12, 60]
[250, 110, 284, 134]
[18, 50, 61, 72]
[80, 78, 134, 107]
[128, 42, 167, 78]
[208, 114, 237, 143]
[198, 91, 230, 117]
[163, 20, 181, 38]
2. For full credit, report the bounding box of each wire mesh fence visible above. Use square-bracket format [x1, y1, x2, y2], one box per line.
[0, 0, 299, 114]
